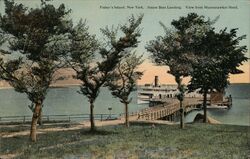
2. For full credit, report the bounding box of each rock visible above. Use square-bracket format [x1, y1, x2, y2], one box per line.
[193, 113, 221, 124]
[208, 117, 221, 124]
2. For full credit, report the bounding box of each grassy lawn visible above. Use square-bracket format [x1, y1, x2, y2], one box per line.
[0, 123, 249, 159]
[0, 123, 75, 134]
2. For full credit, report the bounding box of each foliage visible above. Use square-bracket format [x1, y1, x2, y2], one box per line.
[70, 14, 143, 130]
[0, 0, 73, 141]
[186, 28, 247, 122]
[188, 28, 247, 93]
[72, 14, 143, 102]
[0, 0, 72, 103]
[146, 13, 215, 78]
[0, 30, 6, 46]
[147, 13, 247, 123]
[146, 13, 215, 127]
[107, 53, 143, 104]
[70, 19, 98, 68]
[106, 53, 143, 127]
[188, 60, 228, 94]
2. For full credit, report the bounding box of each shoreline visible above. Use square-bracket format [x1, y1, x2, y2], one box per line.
[0, 84, 82, 90]
[0, 82, 249, 90]
[0, 112, 249, 127]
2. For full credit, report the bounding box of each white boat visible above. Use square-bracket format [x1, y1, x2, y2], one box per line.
[137, 76, 203, 104]
[137, 76, 177, 104]
[207, 105, 228, 109]
[137, 85, 178, 104]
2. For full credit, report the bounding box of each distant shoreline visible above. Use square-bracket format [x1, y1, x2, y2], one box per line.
[0, 84, 81, 90]
[138, 82, 250, 87]
[0, 82, 249, 90]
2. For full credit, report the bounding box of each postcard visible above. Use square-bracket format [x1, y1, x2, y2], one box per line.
[0, 0, 249, 158]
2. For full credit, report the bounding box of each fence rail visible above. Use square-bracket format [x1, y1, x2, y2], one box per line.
[0, 113, 118, 123]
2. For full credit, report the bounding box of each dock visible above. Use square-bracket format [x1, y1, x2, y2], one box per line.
[136, 97, 202, 121]
[126, 96, 232, 122]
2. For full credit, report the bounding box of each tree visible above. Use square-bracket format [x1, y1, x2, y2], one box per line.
[68, 20, 99, 132]
[188, 28, 248, 122]
[70, 15, 143, 132]
[146, 13, 213, 128]
[0, 30, 6, 46]
[107, 53, 143, 127]
[0, 0, 72, 141]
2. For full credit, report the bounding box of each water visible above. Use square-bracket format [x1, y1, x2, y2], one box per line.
[185, 84, 250, 126]
[0, 84, 249, 126]
[0, 86, 148, 116]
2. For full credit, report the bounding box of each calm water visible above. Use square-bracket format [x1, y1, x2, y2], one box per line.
[0, 87, 148, 116]
[0, 84, 249, 126]
[185, 84, 250, 126]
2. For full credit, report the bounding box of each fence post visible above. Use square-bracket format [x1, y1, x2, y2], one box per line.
[47, 116, 49, 122]
[23, 116, 25, 123]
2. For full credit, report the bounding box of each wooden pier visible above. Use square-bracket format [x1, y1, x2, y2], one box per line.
[134, 96, 232, 121]
[137, 98, 202, 121]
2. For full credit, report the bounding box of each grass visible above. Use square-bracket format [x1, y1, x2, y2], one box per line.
[0, 123, 249, 159]
[0, 123, 76, 133]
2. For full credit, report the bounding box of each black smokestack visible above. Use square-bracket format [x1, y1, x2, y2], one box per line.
[154, 76, 159, 87]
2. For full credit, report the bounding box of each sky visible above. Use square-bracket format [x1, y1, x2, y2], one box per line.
[0, 0, 249, 84]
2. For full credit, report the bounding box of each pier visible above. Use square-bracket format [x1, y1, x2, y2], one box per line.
[136, 97, 202, 121]
[127, 95, 232, 122]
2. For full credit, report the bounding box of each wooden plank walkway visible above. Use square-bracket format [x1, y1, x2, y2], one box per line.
[136, 98, 203, 120]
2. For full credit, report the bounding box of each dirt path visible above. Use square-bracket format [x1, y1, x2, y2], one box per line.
[0, 119, 125, 138]
[0, 153, 20, 159]
[0, 118, 175, 138]
[1, 112, 221, 138]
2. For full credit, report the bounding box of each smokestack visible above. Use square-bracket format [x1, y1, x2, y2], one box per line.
[154, 76, 159, 87]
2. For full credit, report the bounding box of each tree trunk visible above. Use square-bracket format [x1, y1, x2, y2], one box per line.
[203, 90, 208, 123]
[90, 101, 96, 132]
[38, 109, 42, 126]
[176, 77, 184, 129]
[30, 102, 41, 142]
[124, 103, 129, 127]
[180, 100, 184, 129]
